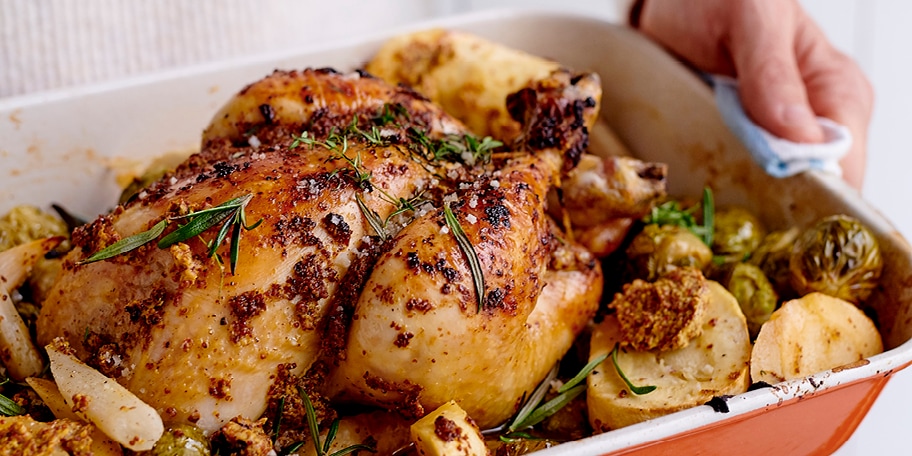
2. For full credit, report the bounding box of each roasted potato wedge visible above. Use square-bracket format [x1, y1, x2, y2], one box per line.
[587, 281, 751, 431]
[750, 292, 883, 384]
[365, 28, 560, 142]
[410, 401, 487, 456]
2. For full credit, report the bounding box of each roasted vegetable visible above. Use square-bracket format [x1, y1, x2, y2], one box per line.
[789, 215, 882, 304]
[625, 224, 713, 281]
[711, 206, 765, 260]
[748, 227, 801, 299]
[713, 262, 777, 338]
[750, 293, 882, 384]
[150, 424, 210, 456]
[0, 205, 68, 252]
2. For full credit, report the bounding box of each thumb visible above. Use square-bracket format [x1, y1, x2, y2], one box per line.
[730, 15, 825, 144]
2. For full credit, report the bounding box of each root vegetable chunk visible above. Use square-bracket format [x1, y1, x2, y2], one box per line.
[410, 401, 486, 456]
[588, 281, 751, 431]
[47, 341, 164, 451]
[750, 292, 883, 384]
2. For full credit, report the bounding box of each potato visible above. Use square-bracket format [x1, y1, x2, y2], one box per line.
[750, 293, 883, 384]
[46, 341, 163, 451]
[0, 236, 62, 380]
[410, 400, 487, 456]
[587, 281, 751, 431]
[365, 28, 560, 142]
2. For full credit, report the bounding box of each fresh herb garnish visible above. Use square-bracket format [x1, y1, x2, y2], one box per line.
[0, 378, 25, 417]
[643, 186, 715, 246]
[496, 353, 608, 438]
[296, 386, 376, 456]
[443, 203, 485, 312]
[611, 343, 657, 395]
[355, 194, 387, 242]
[79, 219, 168, 264]
[81, 194, 261, 274]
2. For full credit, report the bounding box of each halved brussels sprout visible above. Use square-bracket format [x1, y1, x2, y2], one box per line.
[149, 424, 210, 456]
[626, 224, 713, 281]
[712, 206, 765, 260]
[789, 215, 882, 305]
[749, 227, 801, 300]
[713, 262, 778, 338]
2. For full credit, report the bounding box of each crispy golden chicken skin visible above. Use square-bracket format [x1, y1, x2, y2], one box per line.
[38, 67, 606, 433]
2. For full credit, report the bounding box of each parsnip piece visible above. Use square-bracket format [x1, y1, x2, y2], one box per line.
[0, 236, 62, 380]
[26, 377, 124, 456]
[750, 293, 883, 384]
[587, 281, 751, 431]
[366, 29, 560, 142]
[410, 401, 486, 456]
[46, 341, 164, 451]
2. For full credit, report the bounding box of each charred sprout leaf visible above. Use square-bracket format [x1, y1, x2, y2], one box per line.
[149, 424, 210, 456]
[444, 204, 486, 312]
[789, 214, 883, 304]
[611, 344, 657, 395]
[78, 219, 168, 264]
[715, 262, 777, 338]
[749, 227, 801, 299]
[712, 206, 765, 259]
[0, 378, 24, 416]
[625, 224, 713, 281]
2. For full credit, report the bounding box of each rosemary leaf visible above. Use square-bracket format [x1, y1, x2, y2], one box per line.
[355, 194, 387, 242]
[443, 204, 485, 312]
[158, 194, 253, 249]
[324, 420, 339, 454]
[79, 219, 168, 264]
[702, 187, 715, 247]
[511, 384, 586, 431]
[557, 352, 608, 394]
[209, 213, 235, 258]
[329, 444, 377, 456]
[506, 365, 558, 433]
[272, 397, 285, 444]
[299, 387, 324, 456]
[229, 216, 243, 275]
[611, 343, 657, 395]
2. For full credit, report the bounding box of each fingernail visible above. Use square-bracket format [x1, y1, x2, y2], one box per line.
[781, 104, 824, 142]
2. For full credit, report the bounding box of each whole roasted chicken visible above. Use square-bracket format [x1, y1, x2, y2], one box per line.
[36, 30, 667, 441]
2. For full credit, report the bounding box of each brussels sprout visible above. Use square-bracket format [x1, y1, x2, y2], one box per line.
[626, 224, 713, 281]
[149, 424, 210, 456]
[0, 205, 68, 252]
[714, 262, 778, 338]
[487, 438, 558, 456]
[789, 215, 882, 304]
[712, 206, 765, 260]
[749, 227, 801, 300]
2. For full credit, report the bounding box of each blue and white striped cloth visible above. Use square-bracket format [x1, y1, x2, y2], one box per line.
[711, 75, 852, 178]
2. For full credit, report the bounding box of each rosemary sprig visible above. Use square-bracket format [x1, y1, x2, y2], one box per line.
[643, 186, 715, 247]
[443, 203, 485, 312]
[297, 386, 376, 456]
[81, 194, 261, 275]
[355, 194, 387, 242]
[611, 343, 657, 395]
[79, 219, 169, 264]
[0, 378, 25, 417]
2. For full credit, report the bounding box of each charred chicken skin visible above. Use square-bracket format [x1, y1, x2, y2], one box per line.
[36, 67, 621, 433]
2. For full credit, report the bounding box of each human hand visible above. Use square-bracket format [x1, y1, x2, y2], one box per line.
[635, 0, 873, 190]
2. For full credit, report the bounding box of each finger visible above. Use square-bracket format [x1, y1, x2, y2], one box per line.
[797, 33, 874, 190]
[729, 2, 825, 145]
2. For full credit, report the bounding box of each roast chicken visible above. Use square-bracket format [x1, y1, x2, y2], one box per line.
[36, 33, 668, 440]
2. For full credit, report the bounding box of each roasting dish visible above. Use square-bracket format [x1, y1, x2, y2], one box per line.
[1, 9, 911, 456]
